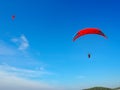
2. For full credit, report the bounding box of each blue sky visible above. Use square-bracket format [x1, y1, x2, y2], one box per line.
[0, 0, 120, 90]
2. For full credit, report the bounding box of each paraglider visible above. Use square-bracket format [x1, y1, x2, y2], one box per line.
[12, 15, 15, 20]
[73, 28, 107, 59]
[88, 53, 91, 58]
[73, 28, 107, 41]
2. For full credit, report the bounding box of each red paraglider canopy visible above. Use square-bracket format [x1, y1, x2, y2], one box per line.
[12, 15, 15, 20]
[73, 28, 107, 41]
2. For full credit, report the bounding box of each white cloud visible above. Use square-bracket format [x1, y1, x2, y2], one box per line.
[0, 64, 82, 90]
[11, 34, 29, 51]
[0, 64, 56, 90]
[0, 65, 82, 90]
[19, 35, 29, 50]
[0, 64, 53, 79]
[0, 71, 54, 90]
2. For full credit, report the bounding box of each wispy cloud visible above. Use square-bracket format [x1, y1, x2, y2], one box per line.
[0, 64, 69, 90]
[0, 70, 54, 90]
[76, 75, 85, 79]
[0, 34, 47, 71]
[0, 64, 53, 79]
[0, 35, 77, 90]
[11, 34, 29, 51]
[0, 64, 81, 90]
